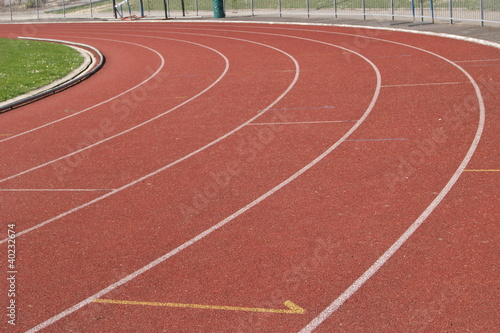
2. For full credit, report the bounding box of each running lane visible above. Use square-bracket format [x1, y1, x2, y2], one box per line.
[0, 23, 497, 333]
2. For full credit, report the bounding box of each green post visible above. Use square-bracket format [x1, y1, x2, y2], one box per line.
[212, 0, 225, 18]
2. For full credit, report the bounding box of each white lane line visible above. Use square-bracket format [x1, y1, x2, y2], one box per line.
[296, 31, 486, 333]
[249, 120, 354, 125]
[1, 33, 299, 246]
[345, 138, 408, 142]
[0, 36, 225, 185]
[25, 31, 381, 333]
[454, 58, 500, 62]
[0, 188, 114, 192]
[382, 81, 468, 87]
[91, 25, 489, 331]
[0, 37, 164, 144]
[196, 22, 488, 331]
[268, 106, 336, 111]
[461, 63, 500, 67]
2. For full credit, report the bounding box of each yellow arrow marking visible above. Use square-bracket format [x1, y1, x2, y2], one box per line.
[464, 169, 500, 172]
[93, 299, 305, 314]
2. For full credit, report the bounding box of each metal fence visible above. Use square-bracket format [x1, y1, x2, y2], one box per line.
[0, 0, 499, 26]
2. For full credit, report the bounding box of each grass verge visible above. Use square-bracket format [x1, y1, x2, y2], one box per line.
[0, 38, 83, 103]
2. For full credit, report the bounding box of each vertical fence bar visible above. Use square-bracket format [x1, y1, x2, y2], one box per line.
[251, 0, 254, 16]
[449, 0, 453, 24]
[363, 0, 366, 19]
[90, 0, 93, 18]
[36, 0, 39, 19]
[480, 0, 484, 26]
[391, 0, 394, 20]
[334, 0, 337, 18]
[196, 0, 199, 16]
[411, 0, 415, 21]
[63, 0, 66, 18]
[278, 0, 282, 17]
[430, 0, 434, 23]
[164, 0, 169, 19]
[419, 0, 423, 21]
[9, 0, 13, 21]
[307, 0, 310, 17]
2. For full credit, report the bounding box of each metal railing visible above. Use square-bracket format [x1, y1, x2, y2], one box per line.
[0, 0, 499, 26]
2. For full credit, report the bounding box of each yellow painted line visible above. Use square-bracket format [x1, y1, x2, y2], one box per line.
[93, 299, 305, 314]
[0, 133, 13, 137]
[464, 169, 500, 172]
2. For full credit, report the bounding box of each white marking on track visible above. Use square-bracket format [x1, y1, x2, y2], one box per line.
[1, 33, 300, 245]
[382, 81, 468, 87]
[24, 30, 380, 333]
[0, 38, 164, 144]
[0, 36, 227, 185]
[453, 58, 500, 62]
[249, 120, 354, 125]
[0, 188, 114, 192]
[166, 22, 490, 331]
[296, 29, 486, 333]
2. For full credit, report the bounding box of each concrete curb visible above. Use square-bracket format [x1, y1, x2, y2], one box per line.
[0, 38, 104, 113]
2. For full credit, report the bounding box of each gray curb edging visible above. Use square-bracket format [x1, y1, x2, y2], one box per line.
[0, 38, 104, 114]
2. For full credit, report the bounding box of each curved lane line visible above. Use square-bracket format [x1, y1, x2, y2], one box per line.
[25, 31, 381, 333]
[0, 37, 164, 144]
[0, 33, 297, 242]
[0, 35, 228, 185]
[147, 25, 487, 331]
[294, 31, 486, 332]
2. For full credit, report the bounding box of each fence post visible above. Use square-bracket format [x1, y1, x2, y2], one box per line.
[391, 0, 394, 20]
[411, 0, 415, 22]
[419, 0, 423, 21]
[307, 0, 310, 17]
[430, 0, 434, 23]
[9, 0, 13, 21]
[449, 0, 453, 24]
[362, 0, 365, 19]
[36, 0, 39, 19]
[196, 0, 199, 16]
[334, 0, 337, 18]
[212, 0, 225, 17]
[90, 0, 93, 18]
[480, 0, 484, 26]
[163, 0, 168, 19]
[279, 0, 282, 17]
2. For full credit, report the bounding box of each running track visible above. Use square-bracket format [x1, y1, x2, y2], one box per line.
[0, 21, 498, 332]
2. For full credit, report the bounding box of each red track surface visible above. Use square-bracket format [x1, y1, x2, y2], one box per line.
[0, 22, 498, 332]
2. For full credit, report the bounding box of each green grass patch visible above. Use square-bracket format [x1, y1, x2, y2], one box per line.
[0, 38, 83, 103]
